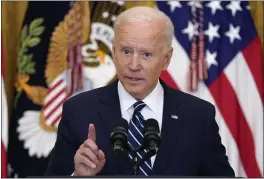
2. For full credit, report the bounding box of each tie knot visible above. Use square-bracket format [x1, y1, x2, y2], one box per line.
[133, 101, 146, 114]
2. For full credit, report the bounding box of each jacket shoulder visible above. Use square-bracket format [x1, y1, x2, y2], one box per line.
[62, 85, 108, 108]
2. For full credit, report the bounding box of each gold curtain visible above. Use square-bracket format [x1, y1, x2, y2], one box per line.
[249, 1, 263, 48]
[249, 1, 264, 80]
[1, 1, 263, 124]
[1, 1, 28, 121]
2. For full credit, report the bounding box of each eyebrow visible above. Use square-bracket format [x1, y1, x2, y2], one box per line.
[120, 44, 155, 52]
[119, 44, 130, 49]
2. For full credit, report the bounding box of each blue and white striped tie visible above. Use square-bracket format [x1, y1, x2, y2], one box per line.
[128, 101, 152, 176]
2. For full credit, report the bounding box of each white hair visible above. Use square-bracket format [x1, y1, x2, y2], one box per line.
[114, 6, 174, 49]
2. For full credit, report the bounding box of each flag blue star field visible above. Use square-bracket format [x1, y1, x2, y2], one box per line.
[158, 1, 263, 178]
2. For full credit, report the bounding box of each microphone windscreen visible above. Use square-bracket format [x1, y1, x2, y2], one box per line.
[112, 118, 128, 134]
[118, 118, 128, 129]
[145, 118, 159, 132]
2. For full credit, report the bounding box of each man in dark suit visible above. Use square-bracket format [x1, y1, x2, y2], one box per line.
[45, 6, 235, 177]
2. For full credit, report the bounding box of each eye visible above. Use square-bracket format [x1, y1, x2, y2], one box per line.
[122, 48, 131, 55]
[143, 52, 152, 58]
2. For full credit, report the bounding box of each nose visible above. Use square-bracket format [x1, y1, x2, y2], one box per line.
[128, 54, 140, 71]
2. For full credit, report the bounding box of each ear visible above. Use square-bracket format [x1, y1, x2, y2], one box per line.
[162, 47, 173, 71]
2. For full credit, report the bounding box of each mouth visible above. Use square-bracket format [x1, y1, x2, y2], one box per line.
[125, 76, 143, 82]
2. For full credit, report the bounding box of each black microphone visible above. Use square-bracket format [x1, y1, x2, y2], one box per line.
[110, 119, 129, 156]
[143, 118, 161, 155]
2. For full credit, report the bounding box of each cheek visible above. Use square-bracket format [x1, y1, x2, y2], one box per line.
[158, 58, 168, 71]
[114, 55, 127, 74]
[116, 54, 130, 67]
[144, 60, 164, 73]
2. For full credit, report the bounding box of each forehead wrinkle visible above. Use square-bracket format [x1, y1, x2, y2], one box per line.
[116, 22, 166, 50]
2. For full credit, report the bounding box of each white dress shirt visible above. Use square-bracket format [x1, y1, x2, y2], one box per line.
[117, 80, 164, 167]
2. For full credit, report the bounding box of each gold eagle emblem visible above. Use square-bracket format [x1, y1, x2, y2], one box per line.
[45, 1, 90, 86]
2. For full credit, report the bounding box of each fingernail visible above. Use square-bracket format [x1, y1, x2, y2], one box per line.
[92, 164, 96, 168]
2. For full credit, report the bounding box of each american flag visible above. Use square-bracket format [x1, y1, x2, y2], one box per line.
[43, 2, 83, 128]
[158, 1, 263, 177]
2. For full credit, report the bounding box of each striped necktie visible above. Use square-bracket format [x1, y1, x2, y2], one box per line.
[128, 101, 152, 176]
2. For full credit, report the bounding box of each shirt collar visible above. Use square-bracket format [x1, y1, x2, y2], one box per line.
[118, 80, 163, 114]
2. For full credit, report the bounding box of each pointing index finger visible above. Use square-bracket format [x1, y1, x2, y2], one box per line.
[88, 123, 96, 142]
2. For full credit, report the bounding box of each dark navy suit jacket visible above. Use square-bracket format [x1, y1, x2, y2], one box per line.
[45, 79, 235, 177]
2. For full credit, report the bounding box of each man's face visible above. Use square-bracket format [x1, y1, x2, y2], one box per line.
[112, 20, 172, 100]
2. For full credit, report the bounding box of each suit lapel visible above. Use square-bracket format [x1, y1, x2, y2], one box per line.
[151, 81, 183, 174]
[98, 80, 133, 175]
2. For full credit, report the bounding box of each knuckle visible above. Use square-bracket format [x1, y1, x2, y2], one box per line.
[84, 140, 89, 147]
[76, 148, 82, 155]
[79, 144, 84, 149]
[86, 138, 92, 144]
[93, 145, 99, 151]
[85, 148, 92, 155]
[74, 154, 79, 163]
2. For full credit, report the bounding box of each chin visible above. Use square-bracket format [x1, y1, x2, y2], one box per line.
[120, 78, 145, 98]
[123, 84, 138, 95]
[125, 87, 145, 100]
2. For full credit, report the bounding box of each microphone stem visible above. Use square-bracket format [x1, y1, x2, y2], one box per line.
[133, 157, 139, 175]
[133, 150, 140, 175]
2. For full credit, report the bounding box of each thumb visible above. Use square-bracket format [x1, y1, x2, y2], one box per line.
[97, 150, 105, 161]
[88, 123, 96, 142]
